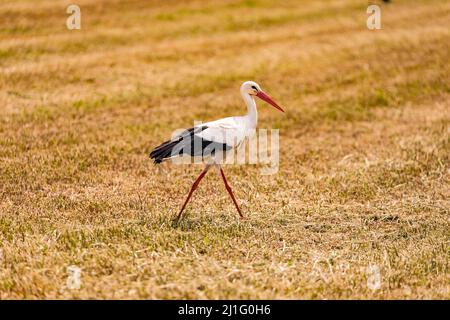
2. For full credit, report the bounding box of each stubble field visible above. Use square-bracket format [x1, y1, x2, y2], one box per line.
[0, 0, 449, 299]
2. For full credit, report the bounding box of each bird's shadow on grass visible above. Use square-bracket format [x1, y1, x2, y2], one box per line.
[167, 212, 249, 232]
[171, 219, 202, 231]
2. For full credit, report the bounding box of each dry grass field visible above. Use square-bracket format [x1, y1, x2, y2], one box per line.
[0, 0, 449, 299]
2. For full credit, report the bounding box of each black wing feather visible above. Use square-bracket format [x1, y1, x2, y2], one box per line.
[149, 126, 232, 164]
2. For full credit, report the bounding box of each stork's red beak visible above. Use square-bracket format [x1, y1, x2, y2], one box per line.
[256, 91, 285, 113]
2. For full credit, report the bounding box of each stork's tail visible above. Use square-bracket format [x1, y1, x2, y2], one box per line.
[149, 139, 178, 164]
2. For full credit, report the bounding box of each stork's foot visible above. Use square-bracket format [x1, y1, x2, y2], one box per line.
[171, 217, 180, 227]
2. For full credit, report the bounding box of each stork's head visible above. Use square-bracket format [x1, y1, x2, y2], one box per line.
[240, 81, 285, 113]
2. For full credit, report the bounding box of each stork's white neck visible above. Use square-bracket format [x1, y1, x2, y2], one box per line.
[241, 92, 258, 129]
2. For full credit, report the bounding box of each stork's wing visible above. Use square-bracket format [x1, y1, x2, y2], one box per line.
[150, 117, 246, 163]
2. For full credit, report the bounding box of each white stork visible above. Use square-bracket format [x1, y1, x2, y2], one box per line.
[150, 81, 284, 223]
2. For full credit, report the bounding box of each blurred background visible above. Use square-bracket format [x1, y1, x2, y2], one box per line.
[0, 0, 449, 299]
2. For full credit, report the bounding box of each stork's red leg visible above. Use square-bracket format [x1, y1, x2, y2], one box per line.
[174, 164, 211, 223]
[219, 167, 244, 219]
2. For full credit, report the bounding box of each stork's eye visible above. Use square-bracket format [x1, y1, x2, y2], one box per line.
[251, 85, 257, 90]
